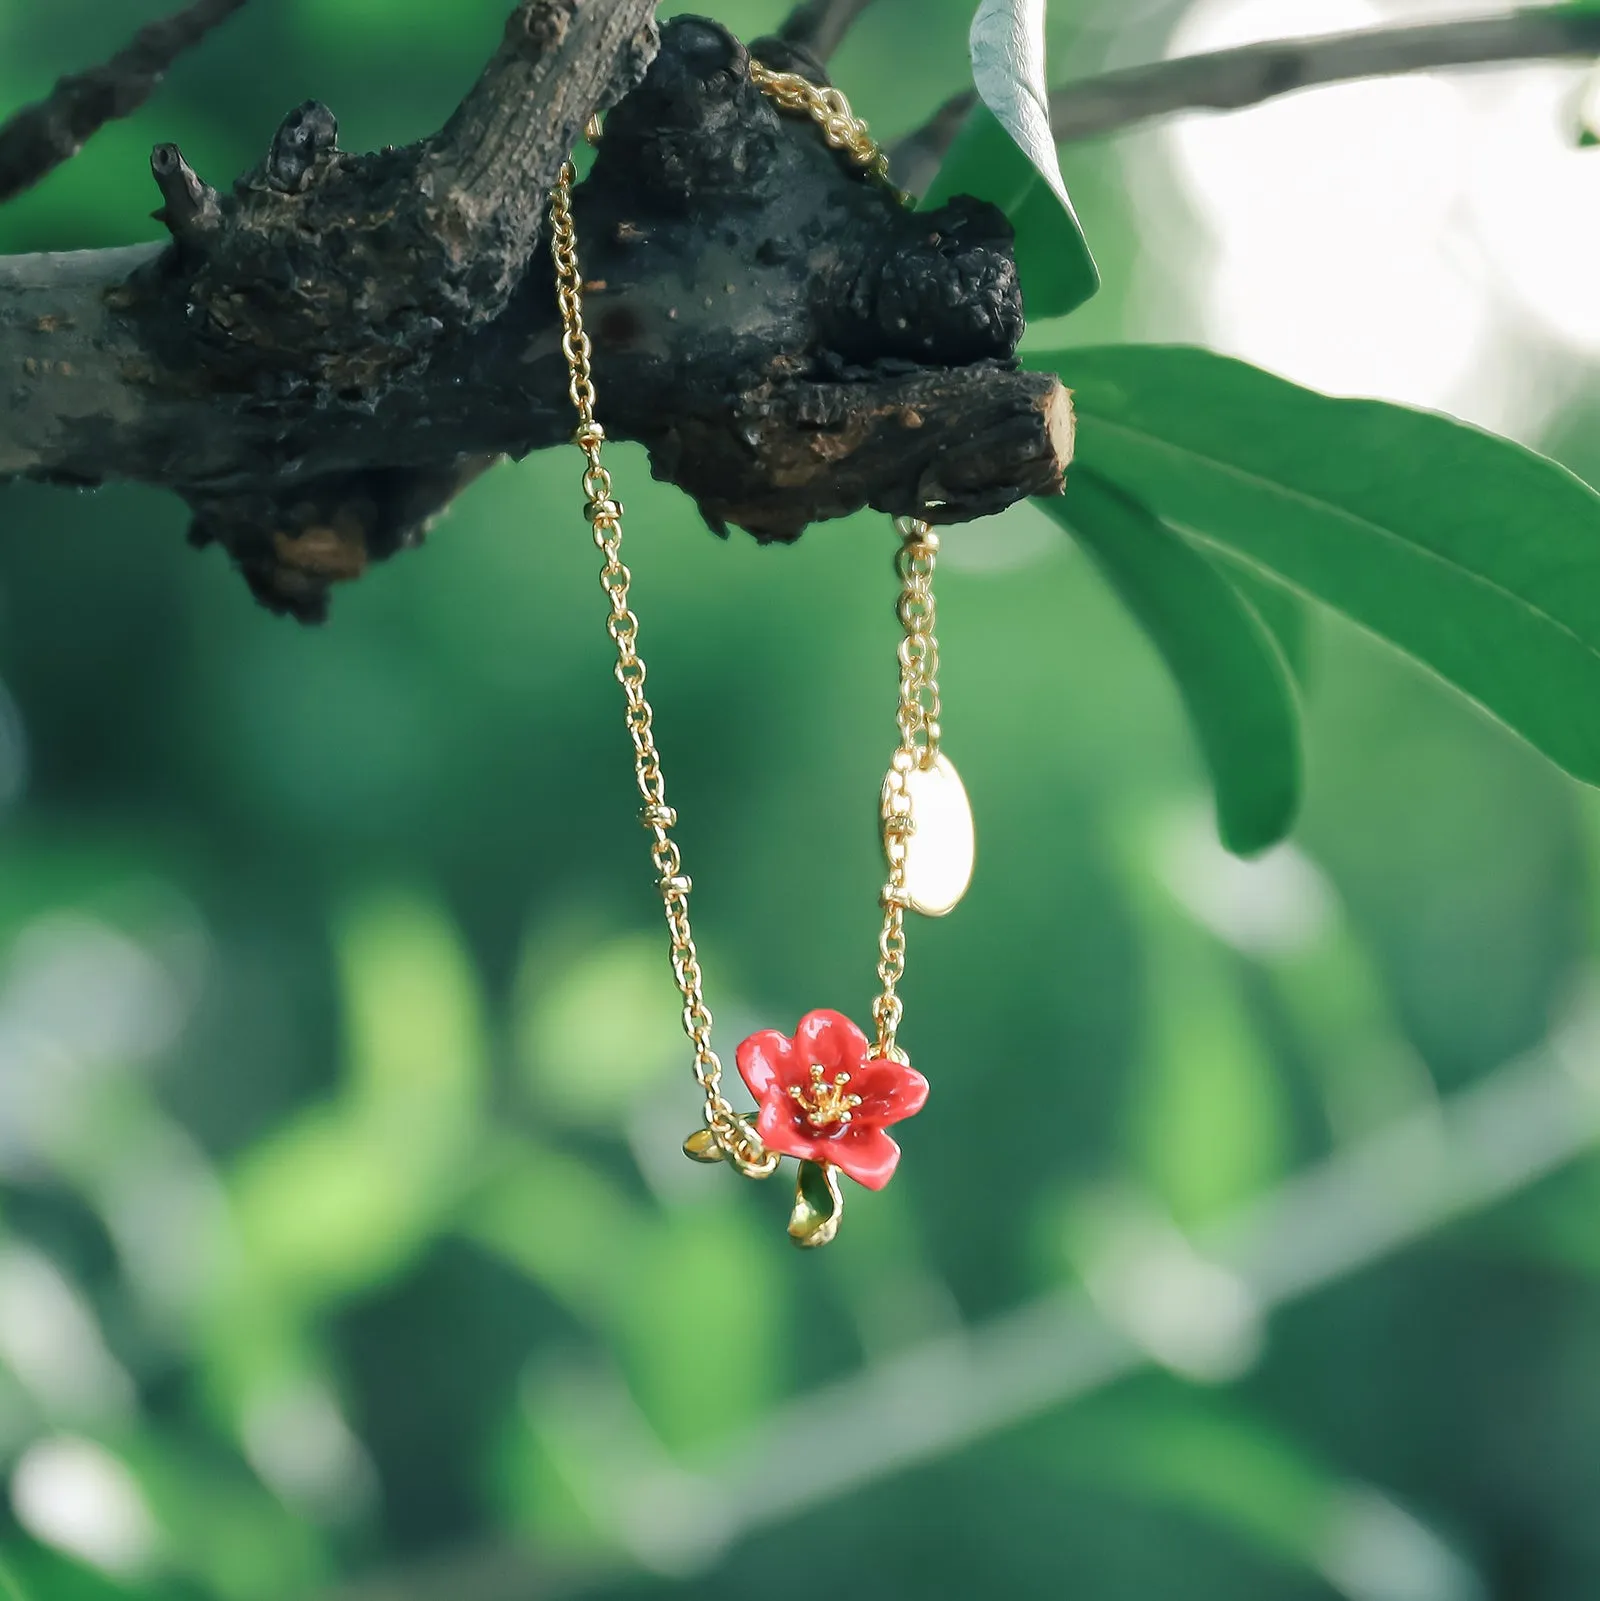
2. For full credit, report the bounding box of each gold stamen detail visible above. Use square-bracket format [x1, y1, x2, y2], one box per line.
[788, 1064, 864, 1129]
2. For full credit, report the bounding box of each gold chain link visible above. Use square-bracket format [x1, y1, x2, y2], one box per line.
[746, 60, 896, 187]
[874, 518, 941, 1060]
[549, 148, 778, 1179]
[550, 66, 935, 1165]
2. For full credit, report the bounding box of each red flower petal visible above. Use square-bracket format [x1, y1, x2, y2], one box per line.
[847, 1059, 930, 1128]
[792, 1009, 869, 1081]
[754, 1099, 843, 1169]
[830, 1125, 902, 1191]
[736, 1012, 924, 1192]
[735, 1028, 795, 1101]
[754, 1106, 903, 1189]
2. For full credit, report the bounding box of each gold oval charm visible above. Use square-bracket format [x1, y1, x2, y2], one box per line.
[885, 752, 975, 918]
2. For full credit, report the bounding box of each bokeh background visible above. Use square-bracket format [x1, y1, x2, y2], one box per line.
[4, 0, 1600, 1597]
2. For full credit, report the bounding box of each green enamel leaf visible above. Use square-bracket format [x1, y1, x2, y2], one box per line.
[1035, 344, 1600, 785]
[1040, 470, 1303, 855]
[788, 1160, 844, 1249]
[921, 1, 1098, 319]
[682, 1126, 725, 1164]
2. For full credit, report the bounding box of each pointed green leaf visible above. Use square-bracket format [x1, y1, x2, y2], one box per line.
[1041, 470, 1302, 855]
[967, 0, 1074, 222]
[922, 1, 1098, 317]
[1209, 550, 1313, 686]
[921, 101, 1026, 212]
[1036, 344, 1600, 784]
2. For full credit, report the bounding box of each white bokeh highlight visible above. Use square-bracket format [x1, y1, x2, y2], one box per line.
[1157, 807, 1337, 956]
[1466, 65, 1600, 354]
[242, 1377, 378, 1522]
[1138, 0, 1600, 439]
[11, 1435, 158, 1577]
[1319, 1485, 1488, 1601]
[0, 1248, 134, 1424]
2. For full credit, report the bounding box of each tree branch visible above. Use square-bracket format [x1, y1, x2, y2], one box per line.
[892, 6, 1600, 187]
[775, 0, 878, 63]
[420, 0, 660, 324]
[0, 0, 250, 205]
[1052, 7, 1600, 142]
[0, 16, 1071, 620]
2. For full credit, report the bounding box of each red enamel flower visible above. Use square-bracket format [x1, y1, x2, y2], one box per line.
[735, 1009, 929, 1190]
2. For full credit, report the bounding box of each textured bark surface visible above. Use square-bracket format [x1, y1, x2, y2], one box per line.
[0, 8, 1071, 620]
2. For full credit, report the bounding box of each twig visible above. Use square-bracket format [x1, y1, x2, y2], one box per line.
[776, 0, 879, 63]
[892, 6, 1600, 188]
[0, 0, 249, 205]
[149, 142, 219, 236]
[1049, 7, 1600, 141]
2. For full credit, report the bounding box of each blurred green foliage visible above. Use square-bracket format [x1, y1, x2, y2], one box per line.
[3, 2, 1600, 1599]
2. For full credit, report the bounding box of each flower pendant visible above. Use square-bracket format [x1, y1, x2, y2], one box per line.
[736, 1009, 928, 1187]
[725, 1009, 928, 1246]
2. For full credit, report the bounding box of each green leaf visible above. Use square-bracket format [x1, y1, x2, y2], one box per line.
[225, 889, 486, 1312]
[922, 2, 1098, 318]
[967, 0, 1073, 219]
[514, 928, 687, 1129]
[466, 1139, 645, 1324]
[336, 888, 486, 1127]
[1208, 550, 1313, 685]
[615, 1208, 784, 1449]
[1040, 470, 1302, 855]
[229, 1106, 458, 1305]
[1121, 876, 1291, 1220]
[1038, 344, 1600, 785]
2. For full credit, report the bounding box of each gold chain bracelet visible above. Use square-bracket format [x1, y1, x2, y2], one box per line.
[547, 58, 973, 1245]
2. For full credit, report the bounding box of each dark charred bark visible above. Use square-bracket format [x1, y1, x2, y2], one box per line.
[0, 11, 1071, 621]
